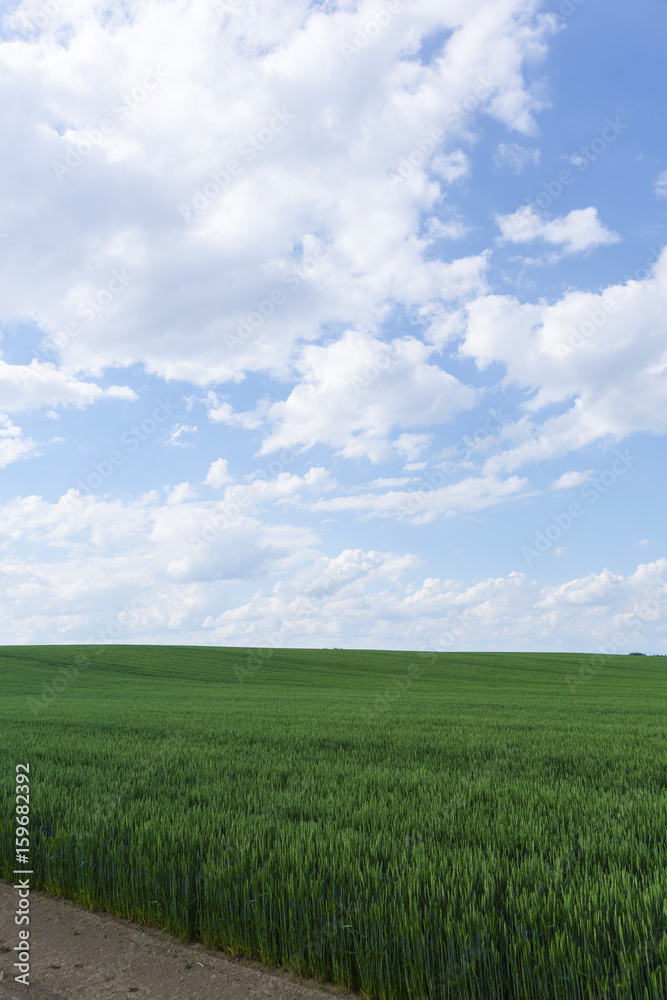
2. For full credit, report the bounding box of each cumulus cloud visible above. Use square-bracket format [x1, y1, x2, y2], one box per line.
[220, 466, 336, 513]
[203, 458, 233, 488]
[495, 205, 620, 255]
[3, 0, 663, 656]
[0, 361, 136, 413]
[539, 559, 667, 620]
[0, 0, 556, 385]
[258, 330, 477, 462]
[0, 485, 322, 639]
[0, 481, 664, 651]
[395, 433, 431, 463]
[0, 361, 135, 467]
[458, 247, 667, 473]
[198, 557, 667, 652]
[205, 394, 266, 431]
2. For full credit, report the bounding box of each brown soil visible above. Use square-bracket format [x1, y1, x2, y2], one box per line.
[0, 881, 361, 1000]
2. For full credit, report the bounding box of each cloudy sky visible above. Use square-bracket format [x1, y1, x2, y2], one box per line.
[1, 0, 666, 652]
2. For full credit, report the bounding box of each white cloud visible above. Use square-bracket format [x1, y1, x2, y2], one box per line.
[637, 538, 649, 547]
[168, 423, 196, 447]
[222, 466, 336, 511]
[493, 142, 540, 172]
[0, 486, 323, 638]
[204, 458, 233, 488]
[0, 416, 39, 468]
[0, 361, 137, 413]
[437, 252, 491, 300]
[539, 560, 667, 615]
[3, 0, 663, 657]
[0, 0, 556, 386]
[166, 482, 197, 504]
[258, 330, 477, 463]
[0, 482, 664, 651]
[551, 470, 593, 490]
[424, 216, 470, 241]
[395, 433, 431, 462]
[654, 170, 667, 199]
[495, 205, 620, 255]
[205, 395, 265, 430]
[459, 247, 667, 472]
[200, 558, 667, 652]
[431, 151, 470, 183]
[309, 472, 529, 525]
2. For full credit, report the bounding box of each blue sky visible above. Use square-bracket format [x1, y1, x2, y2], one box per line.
[0, 0, 665, 652]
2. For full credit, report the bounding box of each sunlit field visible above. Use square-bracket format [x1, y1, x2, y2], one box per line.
[2, 645, 666, 999]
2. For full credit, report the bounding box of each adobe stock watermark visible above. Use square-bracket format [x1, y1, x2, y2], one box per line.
[178, 108, 295, 221]
[9, 0, 70, 39]
[556, 0, 589, 20]
[442, 76, 498, 131]
[397, 408, 510, 519]
[340, 1, 403, 63]
[361, 617, 473, 723]
[33, 268, 134, 364]
[352, 354, 509, 410]
[50, 67, 168, 181]
[74, 399, 178, 496]
[232, 550, 377, 685]
[232, 627, 293, 684]
[521, 448, 638, 565]
[444, 408, 510, 464]
[527, 117, 628, 213]
[222, 237, 333, 352]
[436, 616, 471, 652]
[387, 76, 496, 188]
[189, 448, 298, 557]
[351, 341, 397, 392]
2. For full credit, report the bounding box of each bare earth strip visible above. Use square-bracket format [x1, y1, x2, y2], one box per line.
[0, 882, 359, 1000]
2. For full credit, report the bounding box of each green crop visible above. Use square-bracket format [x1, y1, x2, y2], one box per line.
[1, 645, 666, 999]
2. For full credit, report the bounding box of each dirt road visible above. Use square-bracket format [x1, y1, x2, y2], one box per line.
[0, 881, 359, 1000]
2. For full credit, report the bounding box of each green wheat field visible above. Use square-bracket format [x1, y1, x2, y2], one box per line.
[1, 645, 666, 999]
